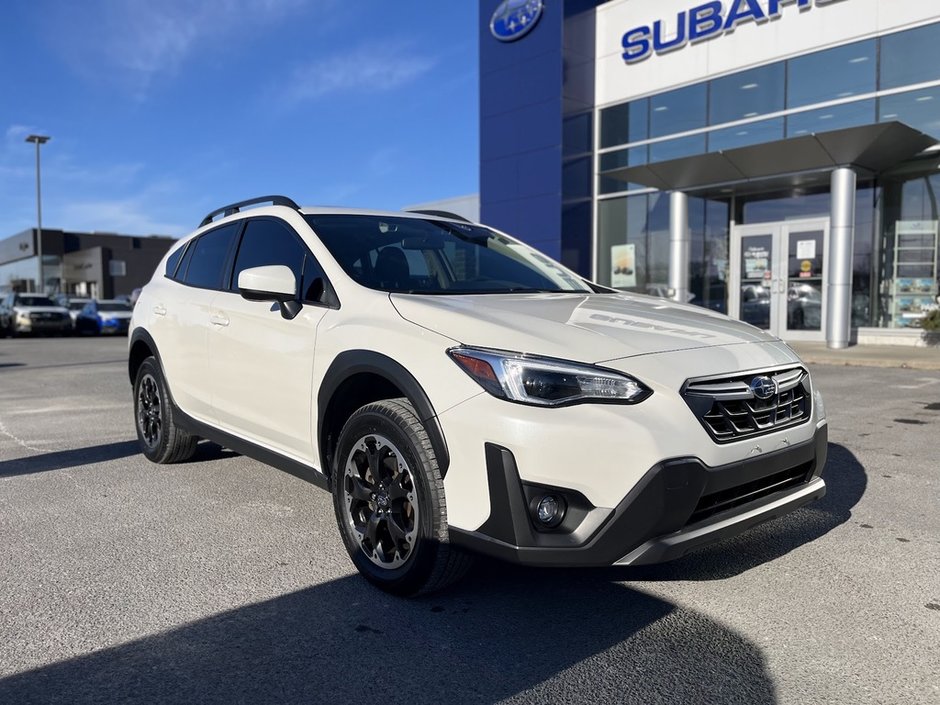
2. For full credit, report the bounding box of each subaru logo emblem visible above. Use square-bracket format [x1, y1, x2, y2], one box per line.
[750, 376, 777, 400]
[490, 0, 543, 42]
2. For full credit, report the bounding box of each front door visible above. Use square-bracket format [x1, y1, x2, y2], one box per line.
[730, 218, 829, 340]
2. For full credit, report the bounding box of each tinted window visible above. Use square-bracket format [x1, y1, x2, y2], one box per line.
[787, 100, 875, 137]
[710, 63, 785, 124]
[231, 219, 304, 296]
[98, 302, 132, 312]
[788, 40, 875, 108]
[879, 86, 940, 137]
[881, 22, 940, 90]
[649, 134, 705, 162]
[164, 243, 187, 279]
[708, 118, 783, 151]
[600, 98, 649, 148]
[16, 295, 56, 307]
[650, 84, 706, 138]
[183, 224, 238, 290]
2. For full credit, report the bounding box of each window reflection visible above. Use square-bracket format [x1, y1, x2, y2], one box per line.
[787, 40, 876, 108]
[879, 87, 940, 138]
[710, 64, 785, 125]
[881, 22, 940, 90]
[787, 100, 875, 137]
[649, 134, 706, 162]
[709, 118, 783, 151]
[600, 99, 648, 149]
[650, 84, 707, 138]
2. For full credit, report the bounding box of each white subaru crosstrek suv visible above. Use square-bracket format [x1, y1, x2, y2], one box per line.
[129, 196, 828, 595]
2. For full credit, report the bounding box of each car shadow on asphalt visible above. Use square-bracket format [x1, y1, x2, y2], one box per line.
[0, 440, 141, 478]
[608, 442, 866, 582]
[0, 561, 779, 705]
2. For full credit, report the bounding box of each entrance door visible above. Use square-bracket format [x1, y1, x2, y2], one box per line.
[730, 218, 829, 340]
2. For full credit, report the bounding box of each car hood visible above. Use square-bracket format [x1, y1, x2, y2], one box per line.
[99, 311, 132, 320]
[390, 292, 777, 363]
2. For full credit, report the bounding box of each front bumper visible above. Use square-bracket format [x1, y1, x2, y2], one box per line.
[449, 424, 827, 567]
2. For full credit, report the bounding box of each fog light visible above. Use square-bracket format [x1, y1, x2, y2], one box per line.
[535, 494, 565, 528]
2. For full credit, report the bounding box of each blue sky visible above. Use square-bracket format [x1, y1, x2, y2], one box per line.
[0, 0, 479, 238]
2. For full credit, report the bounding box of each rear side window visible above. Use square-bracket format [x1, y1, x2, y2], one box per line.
[164, 243, 187, 279]
[182, 224, 239, 289]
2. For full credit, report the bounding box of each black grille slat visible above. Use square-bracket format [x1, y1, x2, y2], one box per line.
[683, 367, 812, 444]
[688, 461, 814, 525]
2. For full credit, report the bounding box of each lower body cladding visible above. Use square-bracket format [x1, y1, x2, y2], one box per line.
[449, 425, 827, 567]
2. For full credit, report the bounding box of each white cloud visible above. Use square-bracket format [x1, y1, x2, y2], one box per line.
[287, 43, 436, 103]
[58, 191, 189, 236]
[47, 0, 323, 97]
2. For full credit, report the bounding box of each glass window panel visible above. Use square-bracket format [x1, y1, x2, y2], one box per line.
[649, 133, 706, 162]
[183, 224, 238, 290]
[787, 40, 875, 108]
[596, 195, 648, 290]
[879, 86, 940, 138]
[880, 22, 940, 90]
[708, 118, 783, 151]
[232, 219, 304, 294]
[710, 63, 785, 125]
[600, 99, 649, 148]
[598, 145, 649, 195]
[786, 100, 875, 137]
[650, 84, 706, 138]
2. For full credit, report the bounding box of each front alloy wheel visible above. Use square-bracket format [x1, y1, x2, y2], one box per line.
[342, 434, 419, 569]
[331, 398, 471, 596]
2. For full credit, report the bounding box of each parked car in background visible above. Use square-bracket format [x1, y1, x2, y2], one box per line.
[59, 297, 92, 328]
[0, 293, 72, 337]
[75, 299, 134, 335]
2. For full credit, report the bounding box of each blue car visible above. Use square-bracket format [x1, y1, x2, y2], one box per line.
[75, 299, 133, 335]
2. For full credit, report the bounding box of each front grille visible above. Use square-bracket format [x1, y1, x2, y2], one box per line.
[682, 367, 812, 443]
[30, 312, 66, 321]
[688, 460, 814, 525]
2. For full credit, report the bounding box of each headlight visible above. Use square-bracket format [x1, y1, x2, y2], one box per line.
[447, 347, 652, 407]
[16, 312, 30, 323]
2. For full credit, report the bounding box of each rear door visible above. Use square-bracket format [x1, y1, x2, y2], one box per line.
[207, 217, 332, 461]
[152, 223, 239, 422]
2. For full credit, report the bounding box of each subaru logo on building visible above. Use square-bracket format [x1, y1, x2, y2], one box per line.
[750, 376, 777, 400]
[490, 0, 543, 42]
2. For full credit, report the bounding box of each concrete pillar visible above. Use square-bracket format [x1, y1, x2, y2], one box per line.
[668, 191, 690, 303]
[826, 167, 856, 349]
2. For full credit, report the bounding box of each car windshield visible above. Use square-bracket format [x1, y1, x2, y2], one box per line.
[304, 215, 592, 295]
[17, 296, 56, 307]
[98, 302, 132, 312]
[68, 301, 88, 310]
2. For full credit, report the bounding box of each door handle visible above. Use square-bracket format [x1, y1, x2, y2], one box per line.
[210, 312, 230, 327]
[153, 304, 167, 316]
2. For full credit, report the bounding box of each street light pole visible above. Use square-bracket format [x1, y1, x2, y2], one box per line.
[25, 134, 50, 294]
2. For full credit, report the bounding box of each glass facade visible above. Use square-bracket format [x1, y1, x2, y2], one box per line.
[598, 21, 940, 177]
[595, 19, 940, 332]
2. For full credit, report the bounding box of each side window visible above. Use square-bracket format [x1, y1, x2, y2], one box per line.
[183, 224, 239, 290]
[300, 253, 329, 304]
[164, 242, 187, 279]
[231, 219, 304, 296]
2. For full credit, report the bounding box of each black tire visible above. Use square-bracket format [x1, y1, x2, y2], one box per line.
[332, 398, 472, 596]
[133, 356, 198, 464]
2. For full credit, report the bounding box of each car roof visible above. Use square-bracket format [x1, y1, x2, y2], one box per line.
[299, 206, 470, 222]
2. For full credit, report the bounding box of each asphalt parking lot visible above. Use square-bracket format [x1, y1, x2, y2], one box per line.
[1, 337, 938, 705]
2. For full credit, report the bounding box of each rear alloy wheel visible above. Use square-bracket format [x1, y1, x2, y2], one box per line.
[332, 398, 471, 596]
[133, 357, 198, 464]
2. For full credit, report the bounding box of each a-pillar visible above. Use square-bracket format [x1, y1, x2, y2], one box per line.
[826, 167, 856, 349]
[668, 191, 690, 303]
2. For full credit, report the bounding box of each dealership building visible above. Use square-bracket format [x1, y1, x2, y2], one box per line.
[0, 228, 176, 300]
[479, 0, 940, 346]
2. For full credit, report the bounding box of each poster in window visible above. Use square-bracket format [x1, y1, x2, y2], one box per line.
[611, 244, 636, 288]
[743, 244, 769, 280]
